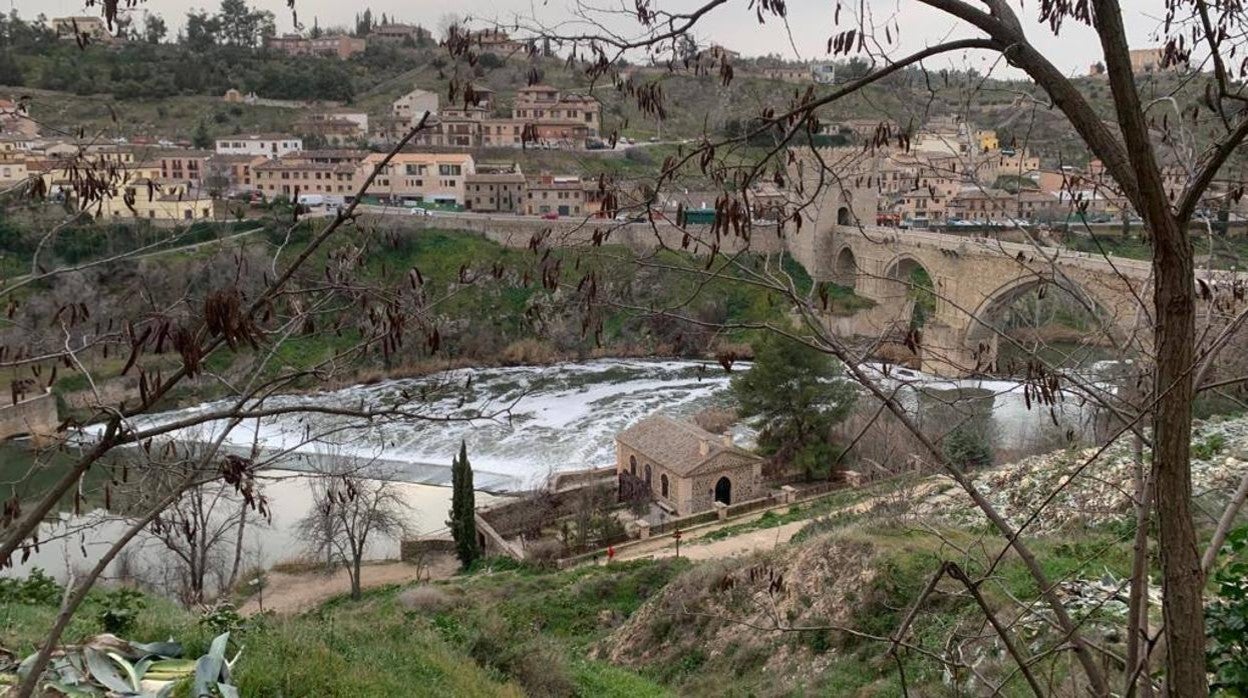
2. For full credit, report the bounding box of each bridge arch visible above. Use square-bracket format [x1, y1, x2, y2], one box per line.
[831, 245, 858, 289]
[963, 273, 1115, 372]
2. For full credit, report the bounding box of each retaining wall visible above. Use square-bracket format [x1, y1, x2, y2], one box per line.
[367, 214, 787, 255]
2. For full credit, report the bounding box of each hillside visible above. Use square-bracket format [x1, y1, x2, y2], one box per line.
[3, 24, 1216, 172]
[5, 414, 1247, 695]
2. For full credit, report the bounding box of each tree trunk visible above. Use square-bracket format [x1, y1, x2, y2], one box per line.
[1125, 434, 1154, 698]
[1150, 210, 1206, 697]
[351, 553, 362, 600]
[227, 505, 247, 592]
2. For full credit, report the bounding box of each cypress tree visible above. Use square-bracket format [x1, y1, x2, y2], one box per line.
[448, 440, 480, 568]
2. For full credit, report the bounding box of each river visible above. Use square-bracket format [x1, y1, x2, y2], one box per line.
[7, 357, 1110, 585]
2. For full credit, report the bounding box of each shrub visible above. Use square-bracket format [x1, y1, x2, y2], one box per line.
[96, 587, 146, 635]
[942, 424, 994, 468]
[0, 568, 62, 605]
[397, 586, 456, 613]
[1208, 525, 1248, 694]
[1194, 432, 1228, 460]
[624, 147, 653, 164]
[199, 602, 245, 635]
[524, 539, 566, 568]
[506, 639, 577, 697]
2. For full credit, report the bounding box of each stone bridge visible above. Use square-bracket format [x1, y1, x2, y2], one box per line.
[0, 392, 59, 442]
[792, 223, 1177, 377]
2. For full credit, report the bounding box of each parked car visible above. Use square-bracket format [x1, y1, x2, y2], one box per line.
[541, 212, 559, 220]
[410, 207, 433, 216]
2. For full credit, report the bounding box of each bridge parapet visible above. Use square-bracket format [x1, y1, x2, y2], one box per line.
[0, 392, 59, 442]
[808, 224, 1248, 377]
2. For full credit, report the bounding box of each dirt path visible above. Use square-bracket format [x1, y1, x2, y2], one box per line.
[617, 479, 942, 563]
[240, 553, 459, 615]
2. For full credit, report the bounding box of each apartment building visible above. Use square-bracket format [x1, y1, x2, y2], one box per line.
[254, 157, 358, 201]
[93, 180, 216, 221]
[215, 135, 303, 159]
[524, 173, 586, 216]
[465, 163, 525, 213]
[946, 188, 1060, 223]
[206, 154, 267, 194]
[359, 152, 475, 205]
[513, 85, 601, 138]
[264, 34, 366, 59]
[157, 150, 213, 187]
[481, 119, 523, 147]
[468, 29, 530, 56]
[297, 111, 369, 146]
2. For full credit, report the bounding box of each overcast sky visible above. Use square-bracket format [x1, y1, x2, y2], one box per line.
[16, 0, 1174, 78]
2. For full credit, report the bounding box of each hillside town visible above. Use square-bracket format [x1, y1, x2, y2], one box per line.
[1, 14, 1231, 233]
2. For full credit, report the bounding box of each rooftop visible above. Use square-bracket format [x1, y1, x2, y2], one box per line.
[617, 415, 761, 477]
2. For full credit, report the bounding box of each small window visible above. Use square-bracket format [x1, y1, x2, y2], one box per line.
[644, 464, 652, 485]
[660, 474, 669, 498]
[629, 455, 637, 476]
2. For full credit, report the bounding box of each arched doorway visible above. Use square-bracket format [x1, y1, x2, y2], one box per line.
[832, 246, 857, 289]
[714, 476, 732, 505]
[660, 474, 669, 498]
[629, 455, 637, 476]
[836, 206, 852, 225]
[644, 463, 652, 486]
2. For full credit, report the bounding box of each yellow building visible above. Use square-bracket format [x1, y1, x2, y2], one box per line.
[32, 153, 213, 221]
[976, 130, 1000, 153]
[358, 152, 475, 205]
[92, 179, 216, 221]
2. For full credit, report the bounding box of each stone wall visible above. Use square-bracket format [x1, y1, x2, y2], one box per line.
[687, 462, 763, 513]
[0, 393, 58, 441]
[478, 483, 615, 538]
[399, 537, 455, 562]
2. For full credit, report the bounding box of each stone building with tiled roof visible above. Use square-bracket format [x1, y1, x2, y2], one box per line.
[615, 415, 763, 515]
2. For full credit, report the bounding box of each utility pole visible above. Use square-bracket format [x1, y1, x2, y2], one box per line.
[673, 528, 681, 558]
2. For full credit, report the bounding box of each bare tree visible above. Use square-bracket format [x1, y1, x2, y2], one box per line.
[298, 452, 411, 600]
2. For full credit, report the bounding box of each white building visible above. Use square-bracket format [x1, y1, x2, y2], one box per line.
[392, 88, 440, 119]
[214, 134, 304, 159]
[812, 63, 837, 84]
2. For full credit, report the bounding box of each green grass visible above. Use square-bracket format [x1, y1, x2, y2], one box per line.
[234, 599, 521, 697]
[697, 476, 916, 544]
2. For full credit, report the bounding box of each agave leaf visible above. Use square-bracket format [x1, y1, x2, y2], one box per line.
[42, 679, 99, 697]
[191, 632, 229, 697]
[129, 641, 182, 659]
[216, 682, 240, 698]
[133, 658, 153, 681]
[84, 648, 134, 695]
[144, 659, 196, 675]
[107, 652, 140, 691]
[155, 681, 177, 698]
